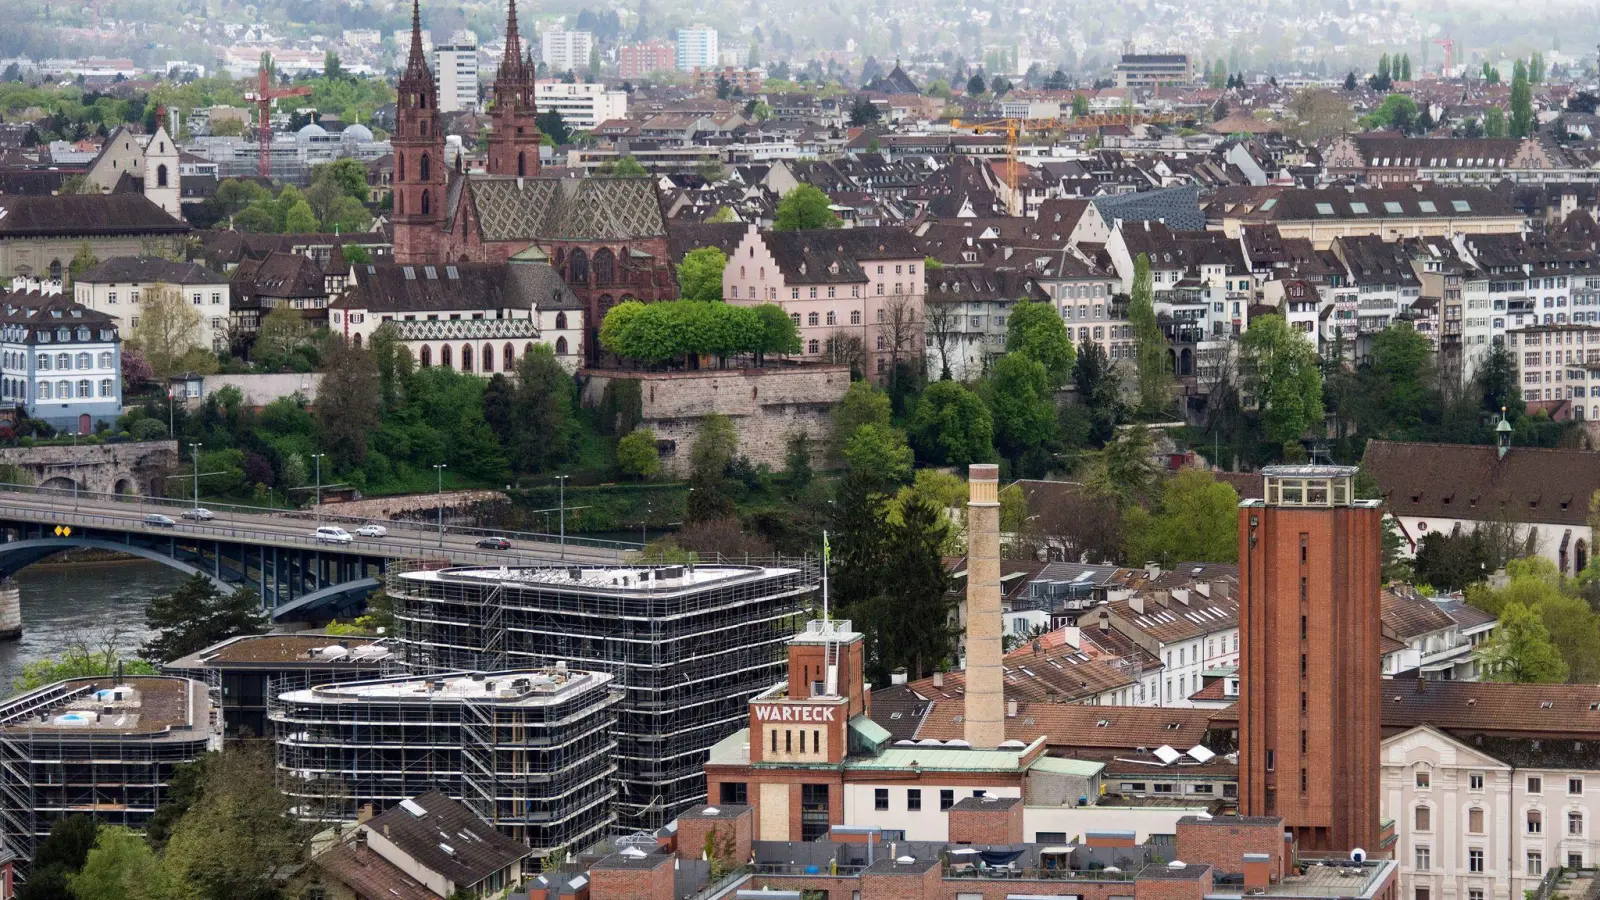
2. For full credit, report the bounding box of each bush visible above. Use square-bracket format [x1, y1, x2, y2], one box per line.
[616, 429, 661, 480]
[130, 418, 169, 441]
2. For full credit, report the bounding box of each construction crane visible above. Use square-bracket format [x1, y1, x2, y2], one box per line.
[1434, 36, 1455, 78]
[243, 57, 311, 179]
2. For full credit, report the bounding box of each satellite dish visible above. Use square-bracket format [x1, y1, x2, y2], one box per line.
[1351, 848, 1367, 863]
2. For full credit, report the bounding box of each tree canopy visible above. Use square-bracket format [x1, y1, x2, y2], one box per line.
[600, 300, 800, 365]
[677, 247, 729, 302]
[1005, 299, 1076, 386]
[773, 184, 840, 231]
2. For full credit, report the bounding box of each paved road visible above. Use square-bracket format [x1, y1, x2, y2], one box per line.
[0, 491, 628, 567]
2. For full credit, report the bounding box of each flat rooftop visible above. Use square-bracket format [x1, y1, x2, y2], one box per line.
[279, 668, 613, 706]
[1256, 858, 1397, 899]
[0, 676, 206, 737]
[167, 633, 392, 669]
[400, 563, 799, 596]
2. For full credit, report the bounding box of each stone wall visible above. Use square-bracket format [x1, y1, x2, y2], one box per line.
[581, 365, 851, 477]
[0, 440, 177, 496]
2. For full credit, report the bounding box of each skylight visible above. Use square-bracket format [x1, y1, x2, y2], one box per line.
[1315, 203, 1335, 216]
[1418, 201, 1438, 213]
[1384, 202, 1404, 214]
[1453, 200, 1472, 212]
[1260, 198, 1277, 211]
[1349, 202, 1369, 214]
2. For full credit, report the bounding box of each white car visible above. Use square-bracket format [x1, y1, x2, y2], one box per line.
[182, 508, 214, 521]
[355, 524, 388, 538]
[314, 526, 354, 545]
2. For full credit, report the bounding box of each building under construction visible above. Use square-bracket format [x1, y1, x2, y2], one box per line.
[388, 562, 814, 829]
[0, 676, 222, 865]
[272, 667, 619, 860]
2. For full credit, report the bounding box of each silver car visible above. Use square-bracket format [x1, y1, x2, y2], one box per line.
[355, 524, 388, 537]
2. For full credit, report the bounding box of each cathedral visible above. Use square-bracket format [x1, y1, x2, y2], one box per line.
[391, 0, 677, 361]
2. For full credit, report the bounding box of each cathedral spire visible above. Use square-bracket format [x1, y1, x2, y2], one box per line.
[402, 0, 432, 85]
[499, 0, 526, 83]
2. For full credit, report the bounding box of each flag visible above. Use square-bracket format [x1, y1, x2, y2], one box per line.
[822, 531, 830, 567]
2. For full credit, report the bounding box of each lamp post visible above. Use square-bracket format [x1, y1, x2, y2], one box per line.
[310, 453, 326, 524]
[555, 475, 569, 559]
[189, 442, 202, 514]
[433, 463, 447, 547]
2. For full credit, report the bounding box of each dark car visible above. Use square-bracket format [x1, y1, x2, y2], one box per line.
[476, 537, 512, 550]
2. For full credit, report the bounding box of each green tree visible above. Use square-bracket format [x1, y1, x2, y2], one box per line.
[843, 422, 914, 487]
[129, 283, 203, 378]
[510, 345, 576, 476]
[69, 827, 161, 900]
[1399, 53, 1412, 82]
[1484, 106, 1507, 137]
[597, 155, 649, 176]
[1477, 600, 1568, 683]
[1087, 424, 1162, 509]
[1073, 341, 1123, 447]
[156, 745, 305, 900]
[1365, 93, 1418, 133]
[283, 195, 318, 233]
[1369, 324, 1433, 433]
[252, 304, 313, 370]
[908, 380, 994, 466]
[1005, 299, 1075, 386]
[1239, 314, 1323, 446]
[22, 815, 100, 900]
[536, 109, 573, 145]
[616, 428, 661, 480]
[1071, 94, 1090, 117]
[687, 414, 739, 523]
[1129, 254, 1171, 414]
[1477, 341, 1518, 415]
[677, 246, 728, 302]
[1482, 62, 1501, 84]
[141, 574, 267, 663]
[315, 340, 380, 469]
[984, 354, 1057, 475]
[831, 380, 892, 455]
[784, 431, 813, 490]
[1510, 60, 1534, 138]
[1123, 470, 1240, 568]
[773, 184, 840, 231]
[323, 50, 345, 80]
[843, 492, 955, 682]
[65, 242, 98, 293]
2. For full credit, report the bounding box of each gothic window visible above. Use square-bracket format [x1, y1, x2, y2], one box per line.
[48, 259, 61, 281]
[482, 344, 494, 372]
[420, 345, 431, 367]
[461, 344, 473, 371]
[524, 342, 535, 357]
[518, 152, 526, 176]
[504, 343, 515, 371]
[420, 154, 431, 181]
[156, 164, 168, 187]
[555, 312, 568, 329]
[593, 248, 616, 285]
[556, 336, 569, 354]
[440, 344, 452, 369]
[420, 190, 431, 215]
[568, 249, 590, 284]
[398, 154, 404, 181]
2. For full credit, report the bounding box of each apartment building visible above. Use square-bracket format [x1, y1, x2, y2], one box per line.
[534, 81, 628, 130]
[618, 40, 675, 79]
[1508, 323, 1600, 408]
[433, 32, 479, 112]
[72, 256, 231, 354]
[1113, 53, 1192, 89]
[675, 25, 718, 72]
[539, 26, 594, 74]
[1087, 574, 1239, 708]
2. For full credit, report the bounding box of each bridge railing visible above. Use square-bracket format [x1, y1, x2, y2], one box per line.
[0, 500, 616, 568]
[0, 481, 639, 555]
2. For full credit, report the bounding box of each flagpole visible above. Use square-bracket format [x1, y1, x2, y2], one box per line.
[821, 530, 830, 625]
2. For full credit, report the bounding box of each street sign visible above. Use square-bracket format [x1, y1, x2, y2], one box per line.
[52, 526, 70, 537]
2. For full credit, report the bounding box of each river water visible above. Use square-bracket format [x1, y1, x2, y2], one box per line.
[0, 560, 187, 690]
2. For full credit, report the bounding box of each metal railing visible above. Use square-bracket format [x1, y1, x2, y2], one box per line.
[0, 481, 640, 553]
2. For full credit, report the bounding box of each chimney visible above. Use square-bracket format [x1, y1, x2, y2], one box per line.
[964, 463, 1005, 749]
[1128, 595, 1145, 615]
[354, 829, 368, 861]
[1007, 698, 1019, 718]
[933, 671, 944, 688]
[891, 668, 908, 685]
[1211, 580, 1231, 601]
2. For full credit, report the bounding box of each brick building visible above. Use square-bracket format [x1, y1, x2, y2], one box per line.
[1239, 465, 1385, 853]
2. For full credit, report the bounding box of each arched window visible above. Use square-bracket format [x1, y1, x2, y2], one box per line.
[518, 152, 526, 176]
[555, 312, 568, 330]
[593, 248, 616, 284]
[461, 344, 473, 371]
[420, 190, 431, 215]
[398, 154, 404, 181]
[504, 343, 515, 371]
[556, 336, 569, 355]
[56, 353, 69, 370]
[482, 343, 494, 372]
[420, 153, 431, 181]
[76, 353, 90, 369]
[524, 342, 535, 357]
[98, 352, 111, 368]
[440, 344, 452, 369]
[568, 249, 589, 284]
[48, 259, 61, 282]
[420, 345, 431, 367]
[352, 333, 363, 349]
[156, 164, 168, 187]
[397, 193, 403, 214]
[56, 380, 70, 399]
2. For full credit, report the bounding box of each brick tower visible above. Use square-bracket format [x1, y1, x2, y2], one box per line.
[1239, 465, 1383, 853]
[964, 463, 1005, 748]
[486, 0, 542, 177]
[391, 0, 445, 265]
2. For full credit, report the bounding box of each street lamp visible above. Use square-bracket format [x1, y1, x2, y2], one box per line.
[310, 453, 327, 524]
[555, 475, 569, 559]
[433, 463, 447, 547]
[189, 442, 202, 514]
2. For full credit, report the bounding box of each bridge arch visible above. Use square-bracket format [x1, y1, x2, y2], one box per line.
[0, 538, 228, 588]
[37, 477, 82, 494]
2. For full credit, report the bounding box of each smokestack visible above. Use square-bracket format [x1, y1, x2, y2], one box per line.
[965, 463, 1005, 748]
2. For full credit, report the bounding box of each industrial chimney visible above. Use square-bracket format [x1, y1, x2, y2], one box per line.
[965, 463, 1004, 748]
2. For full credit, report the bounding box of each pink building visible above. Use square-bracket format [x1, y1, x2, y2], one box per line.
[619, 40, 677, 79]
[722, 224, 925, 383]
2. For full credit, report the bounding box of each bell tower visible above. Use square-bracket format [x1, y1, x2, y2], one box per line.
[392, 0, 446, 264]
[486, 0, 543, 177]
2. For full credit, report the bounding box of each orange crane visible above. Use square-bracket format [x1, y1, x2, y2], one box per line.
[1434, 36, 1455, 77]
[244, 58, 311, 178]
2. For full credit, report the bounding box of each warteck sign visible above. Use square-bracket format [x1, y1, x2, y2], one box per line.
[752, 704, 837, 723]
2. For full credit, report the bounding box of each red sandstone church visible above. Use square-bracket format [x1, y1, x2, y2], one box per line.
[390, 0, 677, 361]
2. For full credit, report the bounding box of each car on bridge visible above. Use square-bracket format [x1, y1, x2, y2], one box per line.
[314, 526, 354, 545]
[144, 514, 176, 527]
[355, 524, 388, 538]
[475, 537, 512, 550]
[182, 508, 214, 521]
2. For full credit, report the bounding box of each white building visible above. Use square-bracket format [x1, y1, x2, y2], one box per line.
[434, 32, 480, 112]
[675, 25, 718, 72]
[73, 257, 232, 354]
[534, 81, 628, 130]
[1085, 572, 1240, 708]
[540, 26, 594, 74]
[0, 293, 122, 434]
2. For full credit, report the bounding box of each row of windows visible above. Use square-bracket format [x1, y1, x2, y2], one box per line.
[1, 379, 114, 401]
[1414, 802, 1586, 836]
[790, 310, 863, 327]
[871, 787, 987, 812]
[416, 341, 565, 371]
[5, 352, 114, 371]
[1413, 847, 1553, 877]
[1416, 770, 1585, 795]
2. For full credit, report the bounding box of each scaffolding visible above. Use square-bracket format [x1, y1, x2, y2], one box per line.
[0, 678, 219, 868]
[385, 559, 816, 830]
[271, 668, 620, 860]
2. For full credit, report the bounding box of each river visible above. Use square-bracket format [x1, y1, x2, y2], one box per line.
[0, 560, 187, 690]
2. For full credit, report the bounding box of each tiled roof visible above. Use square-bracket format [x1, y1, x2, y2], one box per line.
[361, 791, 532, 886]
[454, 175, 668, 243]
[925, 266, 1050, 302]
[0, 194, 188, 237]
[1093, 581, 1239, 646]
[1362, 439, 1600, 528]
[314, 840, 437, 900]
[1380, 679, 1600, 738]
[761, 226, 922, 284]
[913, 699, 1223, 749]
[904, 628, 1143, 704]
[77, 256, 224, 285]
[393, 318, 543, 341]
[1092, 186, 1206, 231]
[665, 222, 747, 264]
[1380, 586, 1457, 641]
[339, 260, 581, 313]
[1206, 185, 1519, 223]
[231, 251, 326, 300]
